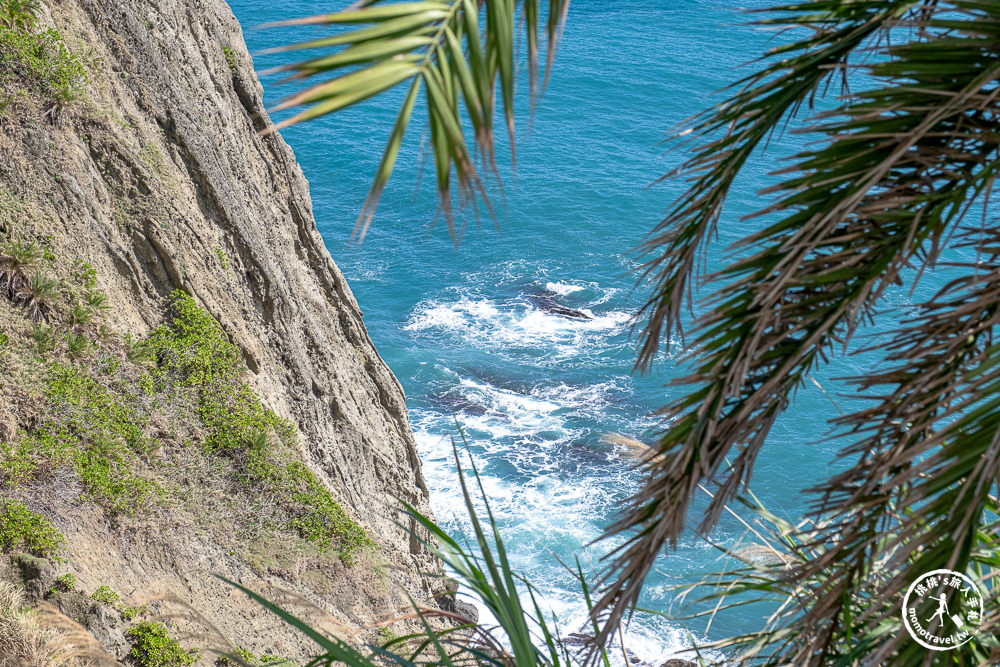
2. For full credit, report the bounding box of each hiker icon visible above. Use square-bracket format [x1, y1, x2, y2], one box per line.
[927, 594, 950, 625]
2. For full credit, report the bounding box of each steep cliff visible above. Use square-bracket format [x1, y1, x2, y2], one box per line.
[0, 0, 442, 662]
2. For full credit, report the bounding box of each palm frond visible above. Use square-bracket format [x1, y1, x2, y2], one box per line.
[599, 1, 1000, 662]
[264, 0, 569, 243]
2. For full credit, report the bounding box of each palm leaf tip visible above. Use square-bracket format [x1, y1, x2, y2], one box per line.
[261, 0, 569, 239]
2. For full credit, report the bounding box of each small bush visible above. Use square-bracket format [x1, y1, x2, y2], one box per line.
[72, 260, 97, 290]
[90, 584, 120, 606]
[0, 26, 87, 103]
[90, 584, 147, 620]
[0, 240, 40, 298]
[221, 46, 237, 72]
[119, 603, 147, 621]
[0, 499, 65, 558]
[143, 290, 243, 388]
[52, 572, 76, 592]
[84, 290, 107, 310]
[217, 648, 296, 667]
[13, 270, 58, 323]
[65, 331, 91, 359]
[32, 323, 56, 352]
[127, 622, 197, 667]
[284, 461, 371, 558]
[68, 303, 93, 328]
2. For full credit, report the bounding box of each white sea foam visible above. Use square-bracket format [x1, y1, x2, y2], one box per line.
[404, 294, 631, 366]
[546, 281, 585, 296]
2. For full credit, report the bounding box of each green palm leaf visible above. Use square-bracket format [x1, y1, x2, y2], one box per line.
[264, 0, 569, 243]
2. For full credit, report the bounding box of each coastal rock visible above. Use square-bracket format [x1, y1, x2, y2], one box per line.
[0, 0, 440, 660]
[438, 594, 480, 624]
[526, 293, 593, 320]
[601, 433, 665, 463]
[437, 576, 480, 624]
[731, 543, 792, 567]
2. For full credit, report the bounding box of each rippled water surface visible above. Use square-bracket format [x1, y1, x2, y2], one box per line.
[225, 0, 908, 659]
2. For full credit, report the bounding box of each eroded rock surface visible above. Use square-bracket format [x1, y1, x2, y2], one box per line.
[0, 0, 441, 661]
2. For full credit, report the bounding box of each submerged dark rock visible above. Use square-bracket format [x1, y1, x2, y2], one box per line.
[526, 294, 593, 320]
[429, 392, 490, 416]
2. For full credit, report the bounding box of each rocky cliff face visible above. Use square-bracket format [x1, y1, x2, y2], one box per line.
[0, 0, 441, 662]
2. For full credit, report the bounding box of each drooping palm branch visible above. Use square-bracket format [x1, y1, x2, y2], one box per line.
[261, 0, 569, 243]
[598, 1, 1000, 663]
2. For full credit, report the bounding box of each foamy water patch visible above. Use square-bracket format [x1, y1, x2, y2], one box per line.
[405, 295, 631, 365]
[546, 281, 586, 296]
[410, 417, 717, 665]
[412, 421, 635, 546]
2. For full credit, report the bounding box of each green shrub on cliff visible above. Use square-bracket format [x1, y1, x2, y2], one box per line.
[221, 46, 237, 73]
[0, 498, 64, 558]
[0, 24, 85, 103]
[127, 621, 197, 667]
[89, 584, 120, 607]
[51, 572, 75, 592]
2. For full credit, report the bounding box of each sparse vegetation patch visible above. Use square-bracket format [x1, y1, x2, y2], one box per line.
[216, 647, 297, 667]
[0, 0, 40, 31]
[0, 498, 65, 558]
[221, 46, 237, 73]
[142, 291, 371, 558]
[127, 621, 197, 667]
[52, 572, 76, 592]
[0, 25, 86, 104]
[0, 236, 370, 562]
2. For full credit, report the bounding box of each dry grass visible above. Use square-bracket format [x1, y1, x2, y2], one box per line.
[0, 580, 112, 667]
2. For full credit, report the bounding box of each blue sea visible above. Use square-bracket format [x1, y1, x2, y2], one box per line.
[227, 1, 897, 661]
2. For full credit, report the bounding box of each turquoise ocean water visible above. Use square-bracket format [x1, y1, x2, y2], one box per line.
[226, 1, 916, 660]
